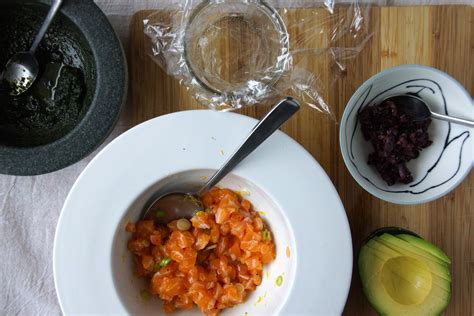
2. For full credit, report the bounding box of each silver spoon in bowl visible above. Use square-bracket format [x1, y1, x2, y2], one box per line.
[0, 0, 63, 96]
[142, 97, 300, 225]
[385, 94, 474, 128]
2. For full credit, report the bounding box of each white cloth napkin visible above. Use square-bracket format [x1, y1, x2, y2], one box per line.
[0, 0, 470, 315]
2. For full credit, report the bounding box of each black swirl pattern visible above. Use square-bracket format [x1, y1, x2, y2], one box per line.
[346, 79, 471, 195]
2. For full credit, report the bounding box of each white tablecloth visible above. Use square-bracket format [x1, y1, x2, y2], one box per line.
[1, 0, 471, 315]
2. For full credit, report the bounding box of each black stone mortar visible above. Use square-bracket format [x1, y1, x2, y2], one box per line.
[0, 0, 127, 175]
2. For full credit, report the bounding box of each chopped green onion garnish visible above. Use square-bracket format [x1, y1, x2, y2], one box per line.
[275, 275, 283, 287]
[184, 195, 201, 206]
[159, 257, 172, 268]
[177, 218, 191, 231]
[155, 209, 166, 217]
[262, 226, 271, 241]
[140, 289, 151, 301]
[236, 190, 250, 196]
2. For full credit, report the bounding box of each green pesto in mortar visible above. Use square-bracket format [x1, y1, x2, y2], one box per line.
[0, 4, 95, 147]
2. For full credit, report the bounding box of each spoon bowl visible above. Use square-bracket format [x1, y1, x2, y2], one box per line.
[1, 52, 39, 96]
[144, 192, 203, 224]
[385, 94, 474, 128]
[384, 94, 431, 121]
[142, 97, 300, 224]
[0, 0, 62, 95]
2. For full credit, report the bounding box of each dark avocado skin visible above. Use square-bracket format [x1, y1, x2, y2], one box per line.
[364, 226, 421, 244]
[0, 4, 95, 147]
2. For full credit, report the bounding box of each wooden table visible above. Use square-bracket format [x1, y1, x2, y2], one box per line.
[129, 6, 473, 315]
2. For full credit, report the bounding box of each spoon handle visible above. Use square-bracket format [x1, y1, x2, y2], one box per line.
[30, 0, 63, 53]
[197, 97, 300, 195]
[431, 111, 474, 128]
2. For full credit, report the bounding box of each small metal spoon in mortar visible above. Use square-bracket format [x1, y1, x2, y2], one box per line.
[385, 94, 474, 128]
[0, 0, 63, 96]
[142, 97, 300, 225]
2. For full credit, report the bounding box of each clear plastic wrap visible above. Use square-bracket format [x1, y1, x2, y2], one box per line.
[144, 0, 374, 114]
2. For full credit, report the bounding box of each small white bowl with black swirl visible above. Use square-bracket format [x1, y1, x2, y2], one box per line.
[340, 64, 473, 205]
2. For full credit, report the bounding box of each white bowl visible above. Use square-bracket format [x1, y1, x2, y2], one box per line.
[54, 110, 352, 315]
[340, 65, 473, 205]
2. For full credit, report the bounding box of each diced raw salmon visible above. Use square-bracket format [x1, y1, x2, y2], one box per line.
[126, 187, 276, 315]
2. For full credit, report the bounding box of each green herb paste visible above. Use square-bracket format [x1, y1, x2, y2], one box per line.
[0, 4, 95, 147]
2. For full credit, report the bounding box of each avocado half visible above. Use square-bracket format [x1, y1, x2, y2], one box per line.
[359, 227, 451, 315]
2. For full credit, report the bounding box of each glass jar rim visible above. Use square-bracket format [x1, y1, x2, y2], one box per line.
[183, 0, 290, 103]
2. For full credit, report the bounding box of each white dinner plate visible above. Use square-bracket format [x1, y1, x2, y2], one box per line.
[54, 110, 352, 315]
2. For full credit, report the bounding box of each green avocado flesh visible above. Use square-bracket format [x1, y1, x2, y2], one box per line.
[359, 232, 451, 315]
[397, 234, 451, 264]
[0, 5, 95, 147]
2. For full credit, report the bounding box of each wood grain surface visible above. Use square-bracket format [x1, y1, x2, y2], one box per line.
[129, 6, 473, 315]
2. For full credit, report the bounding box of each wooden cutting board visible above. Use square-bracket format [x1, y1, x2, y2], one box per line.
[128, 6, 473, 315]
